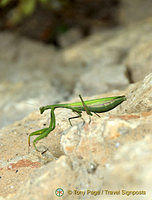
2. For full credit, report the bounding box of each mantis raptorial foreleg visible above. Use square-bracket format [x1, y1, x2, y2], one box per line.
[32, 129, 50, 151]
[29, 108, 56, 151]
[28, 128, 48, 147]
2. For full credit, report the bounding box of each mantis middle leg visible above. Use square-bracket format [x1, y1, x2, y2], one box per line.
[68, 111, 85, 126]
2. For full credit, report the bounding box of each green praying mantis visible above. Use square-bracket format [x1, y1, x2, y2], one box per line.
[28, 95, 126, 151]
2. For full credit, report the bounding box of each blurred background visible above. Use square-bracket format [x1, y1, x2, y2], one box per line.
[0, 0, 120, 46]
[0, 0, 152, 128]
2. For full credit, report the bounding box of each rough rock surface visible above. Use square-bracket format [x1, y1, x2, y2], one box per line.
[119, 0, 152, 25]
[0, 73, 152, 199]
[125, 39, 152, 82]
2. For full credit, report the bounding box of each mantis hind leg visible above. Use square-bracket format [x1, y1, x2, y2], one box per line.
[79, 94, 92, 116]
[79, 94, 93, 123]
[94, 113, 101, 118]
